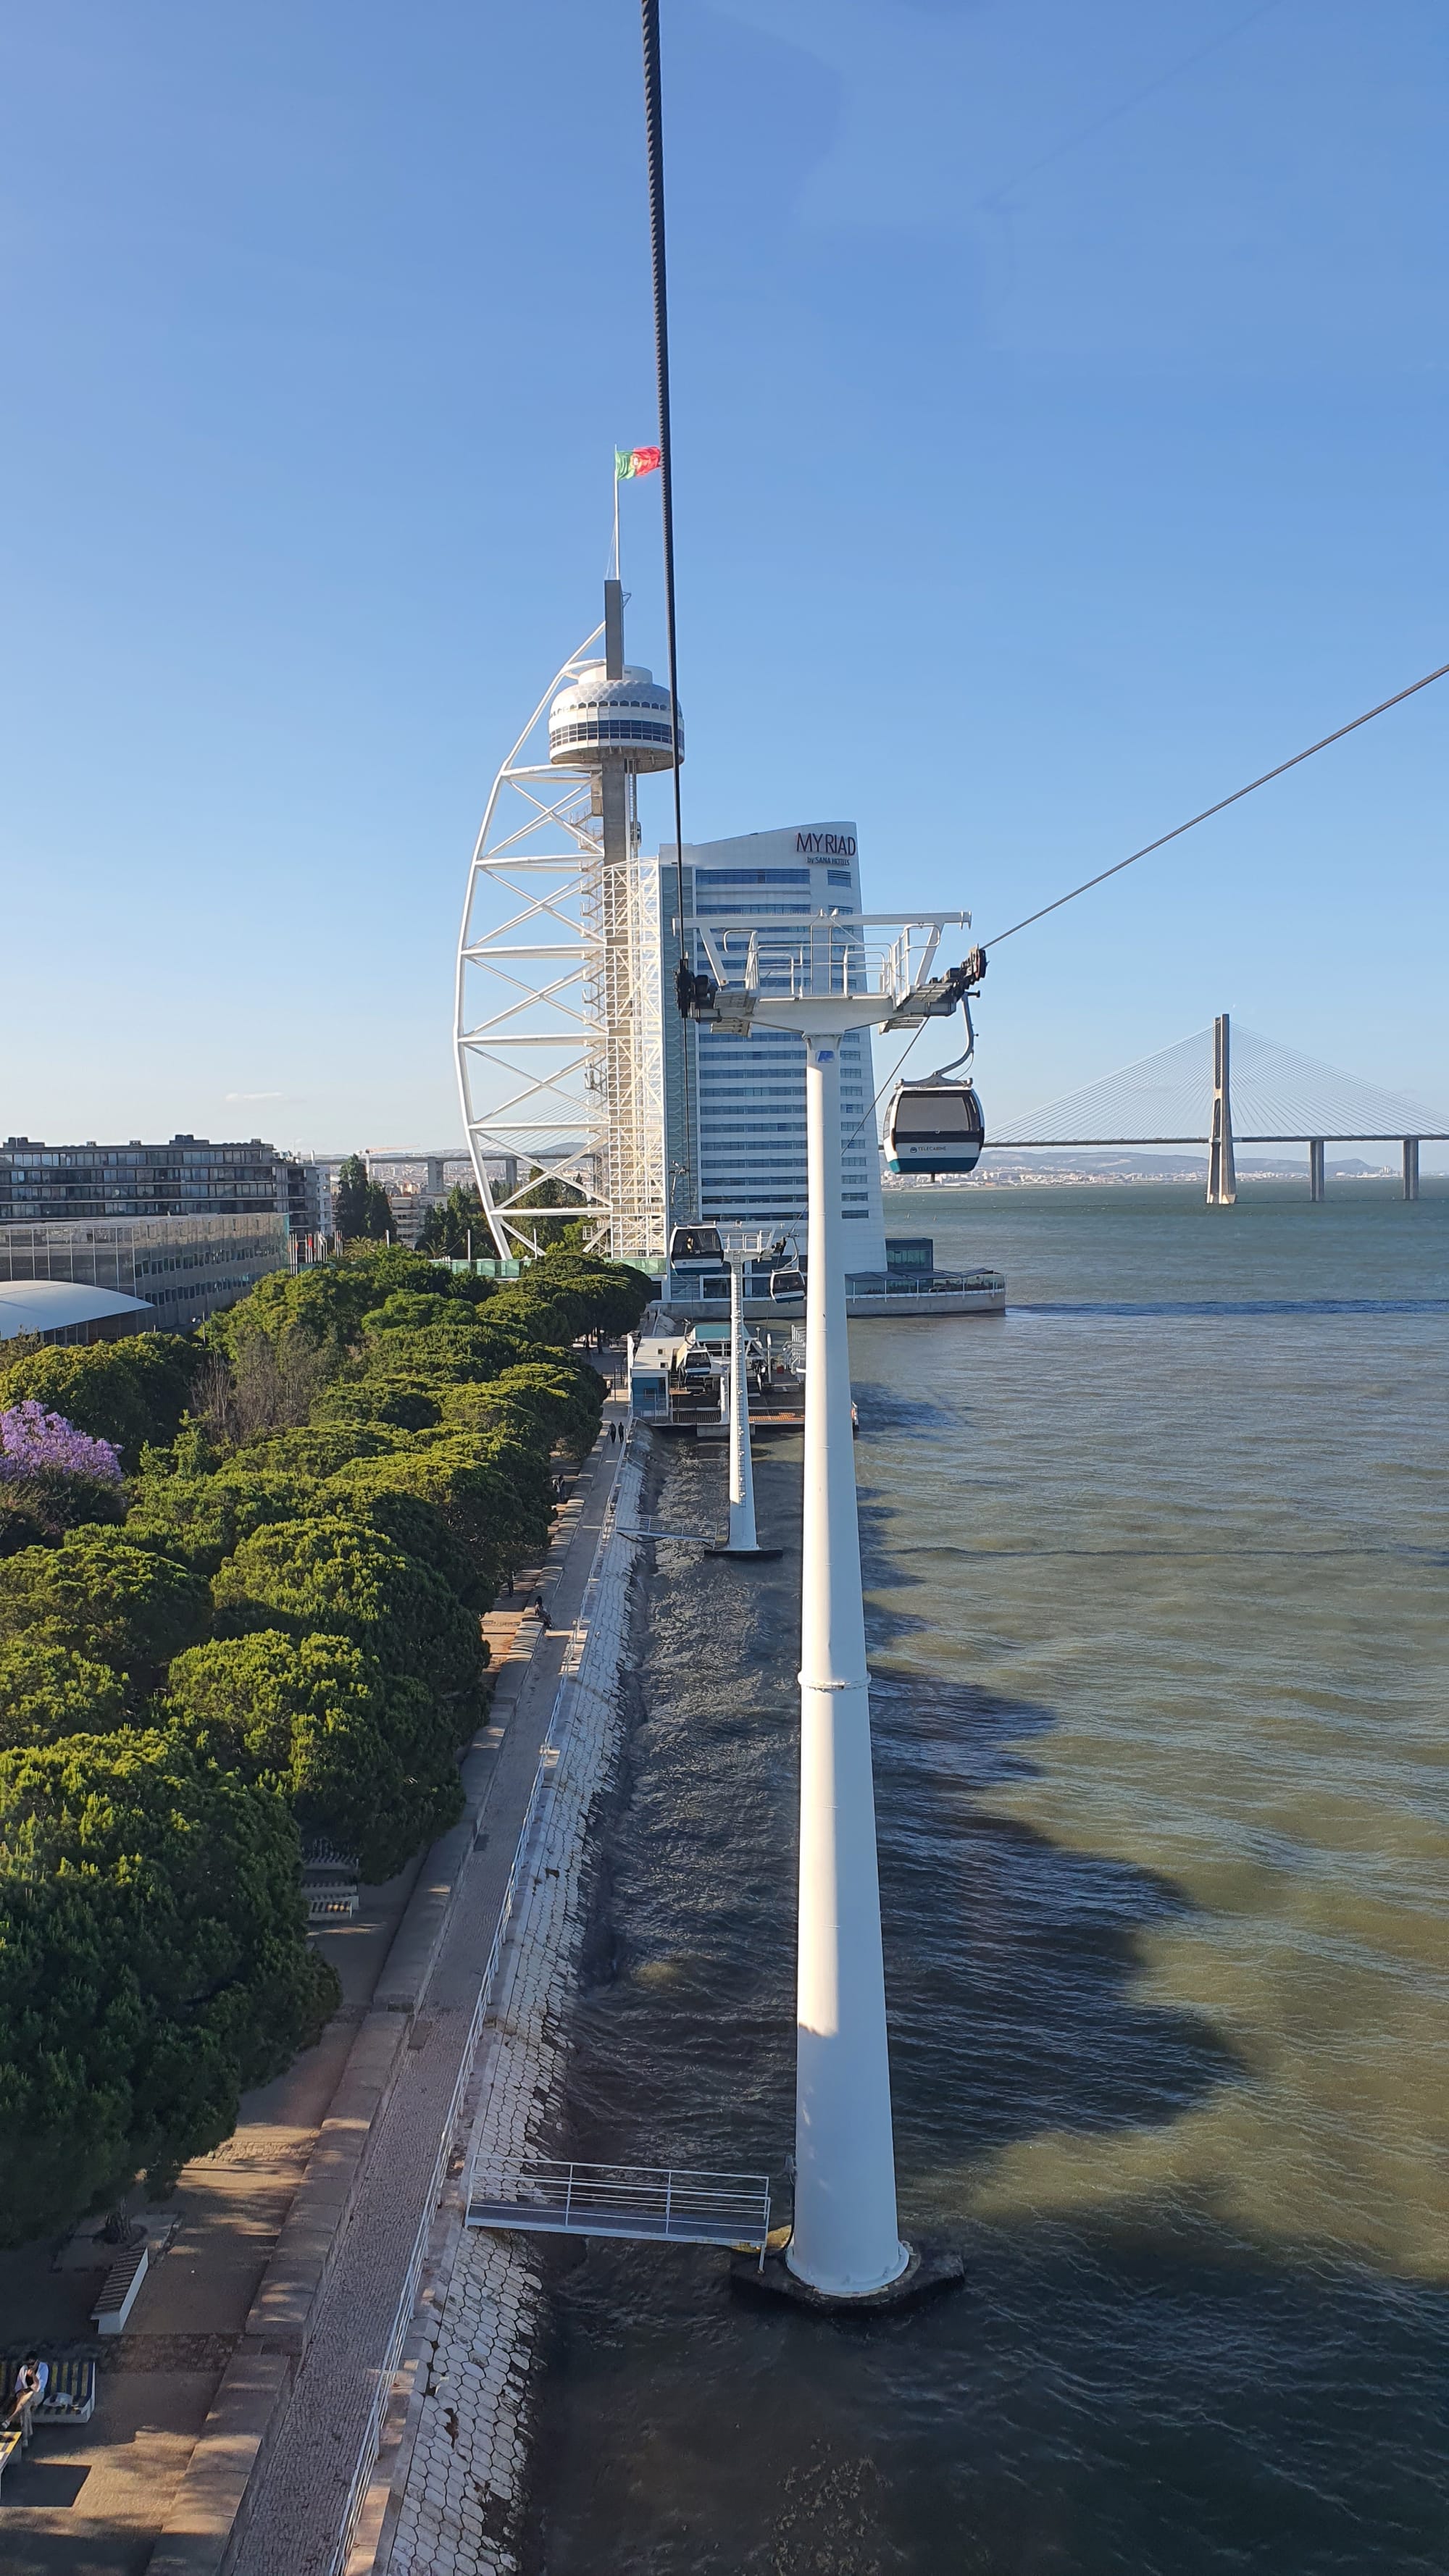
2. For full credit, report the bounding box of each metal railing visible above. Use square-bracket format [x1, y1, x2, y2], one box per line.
[326, 1438, 631, 2576]
[468, 2159, 772, 2258]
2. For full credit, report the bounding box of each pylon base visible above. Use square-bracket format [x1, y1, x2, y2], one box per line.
[729, 2240, 964, 2312]
[703, 1546, 783, 1560]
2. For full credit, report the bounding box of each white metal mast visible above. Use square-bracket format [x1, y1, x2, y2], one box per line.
[454, 585, 679, 1261]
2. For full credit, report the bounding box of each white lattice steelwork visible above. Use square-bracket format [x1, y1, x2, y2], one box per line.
[454, 598, 678, 1262]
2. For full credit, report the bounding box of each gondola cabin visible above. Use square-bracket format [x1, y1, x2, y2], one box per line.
[883, 1080, 986, 1177]
[668, 1225, 724, 1268]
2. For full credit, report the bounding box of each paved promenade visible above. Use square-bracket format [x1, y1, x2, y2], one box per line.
[229, 1419, 625, 2576]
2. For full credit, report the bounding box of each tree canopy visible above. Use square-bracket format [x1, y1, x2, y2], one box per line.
[0, 1728, 337, 2241]
[0, 1637, 128, 1751]
[0, 1336, 205, 1465]
[417, 1182, 485, 1260]
[167, 1631, 464, 1883]
[0, 1529, 211, 1693]
[212, 1514, 483, 1708]
[0, 1227, 648, 2240]
[333, 1155, 395, 1243]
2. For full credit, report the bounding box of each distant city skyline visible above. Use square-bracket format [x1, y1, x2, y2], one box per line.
[1, 1, 1445, 1154]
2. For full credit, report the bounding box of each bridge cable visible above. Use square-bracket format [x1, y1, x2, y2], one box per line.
[985, 657, 1449, 948]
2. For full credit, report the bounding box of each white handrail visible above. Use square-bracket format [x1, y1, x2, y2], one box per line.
[327, 1434, 630, 2576]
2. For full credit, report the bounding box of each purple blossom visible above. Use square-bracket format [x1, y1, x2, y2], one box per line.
[0, 1401, 124, 1485]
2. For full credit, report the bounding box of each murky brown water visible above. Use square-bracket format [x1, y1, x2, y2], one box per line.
[526, 1184, 1449, 2574]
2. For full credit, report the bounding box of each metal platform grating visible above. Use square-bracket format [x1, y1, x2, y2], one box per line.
[467, 2158, 772, 2251]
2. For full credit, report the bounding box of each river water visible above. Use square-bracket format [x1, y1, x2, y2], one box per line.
[524, 1183, 1449, 2575]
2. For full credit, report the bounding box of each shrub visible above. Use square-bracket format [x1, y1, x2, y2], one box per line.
[166, 1631, 466, 1882]
[0, 1728, 337, 2241]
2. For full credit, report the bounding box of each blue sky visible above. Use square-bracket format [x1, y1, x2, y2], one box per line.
[1, 0, 1445, 1154]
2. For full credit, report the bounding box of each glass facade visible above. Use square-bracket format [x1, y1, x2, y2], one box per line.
[0, 1213, 289, 1331]
[0, 1134, 301, 1226]
[661, 824, 886, 1267]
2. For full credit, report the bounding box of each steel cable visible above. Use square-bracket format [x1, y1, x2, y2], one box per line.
[640, 0, 694, 1214]
[985, 658, 1449, 949]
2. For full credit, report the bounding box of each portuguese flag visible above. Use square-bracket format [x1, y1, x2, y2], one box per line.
[616, 445, 662, 479]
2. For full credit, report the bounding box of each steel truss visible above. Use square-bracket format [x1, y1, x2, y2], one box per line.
[454, 627, 671, 1262]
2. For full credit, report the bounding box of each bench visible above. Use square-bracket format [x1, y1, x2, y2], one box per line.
[91, 2241, 149, 2335]
[36, 2359, 98, 2423]
[0, 2427, 21, 2485]
[1, 2356, 99, 2440]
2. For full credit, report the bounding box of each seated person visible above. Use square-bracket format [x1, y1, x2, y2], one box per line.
[4, 2355, 48, 2440]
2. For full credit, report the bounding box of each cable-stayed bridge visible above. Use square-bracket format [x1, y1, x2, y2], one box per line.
[986, 1016, 1448, 1203]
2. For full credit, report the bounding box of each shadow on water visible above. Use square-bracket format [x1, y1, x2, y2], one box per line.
[523, 1437, 1449, 2576]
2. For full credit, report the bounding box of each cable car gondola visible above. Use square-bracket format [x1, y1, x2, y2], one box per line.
[669, 1225, 724, 1268]
[883, 1075, 986, 1177]
[771, 1262, 806, 1302]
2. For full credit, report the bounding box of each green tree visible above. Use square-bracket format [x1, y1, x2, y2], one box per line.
[125, 1466, 316, 1578]
[167, 1631, 464, 1882]
[509, 1166, 588, 1253]
[333, 1157, 394, 1244]
[212, 1515, 483, 1709]
[0, 1728, 337, 2240]
[0, 1336, 205, 1466]
[529, 1250, 653, 1339]
[0, 1530, 211, 1691]
[324, 1429, 553, 1606]
[417, 1182, 486, 1260]
[440, 1358, 604, 1459]
[234, 1423, 409, 1481]
[0, 1471, 126, 1556]
[0, 1637, 127, 1751]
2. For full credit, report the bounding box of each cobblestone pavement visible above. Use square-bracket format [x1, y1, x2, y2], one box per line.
[381, 1444, 643, 2576]
[232, 1431, 627, 2576]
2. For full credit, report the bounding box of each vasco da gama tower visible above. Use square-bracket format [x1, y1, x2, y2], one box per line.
[454, 582, 887, 1272]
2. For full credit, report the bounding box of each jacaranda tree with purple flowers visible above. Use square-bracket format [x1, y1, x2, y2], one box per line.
[0, 1402, 123, 1486]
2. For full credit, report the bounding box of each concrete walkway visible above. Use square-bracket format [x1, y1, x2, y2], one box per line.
[227, 1418, 625, 2576]
[0, 1412, 619, 2576]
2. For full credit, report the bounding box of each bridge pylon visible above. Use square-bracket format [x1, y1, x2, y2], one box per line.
[1206, 1013, 1237, 1206]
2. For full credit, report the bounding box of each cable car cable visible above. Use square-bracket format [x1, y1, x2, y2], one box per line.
[984, 656, 1449, 949]
[640, 0, 696, 1213]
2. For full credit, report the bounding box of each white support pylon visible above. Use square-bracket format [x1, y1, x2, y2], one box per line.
[739, 998, 909, 2298]
[725, 1250, 759, 1552]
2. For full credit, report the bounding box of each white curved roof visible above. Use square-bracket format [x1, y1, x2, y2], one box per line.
[0, 1279, 154, 1341]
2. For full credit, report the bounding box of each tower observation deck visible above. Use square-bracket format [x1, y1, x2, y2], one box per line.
[454, 583, 684, 1261]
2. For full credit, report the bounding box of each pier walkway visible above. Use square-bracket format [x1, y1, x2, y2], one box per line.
[210, 1414, 625, 2576]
